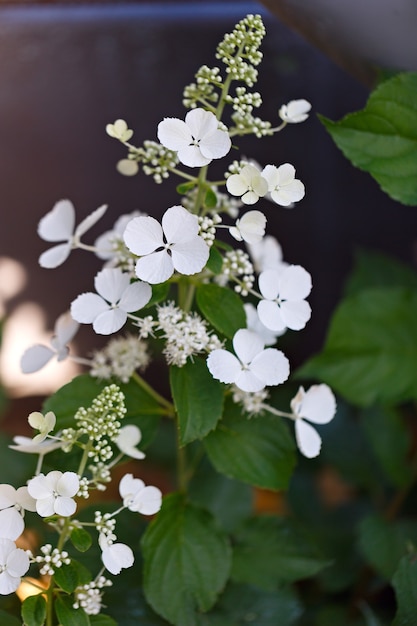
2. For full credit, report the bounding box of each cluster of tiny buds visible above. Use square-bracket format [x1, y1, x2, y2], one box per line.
[140, 140, 179, 183]
[88, 439, 114, 464]
[89, 461, 112, 488]
[77, 476, 90, 499]
[216, 15, 265, 86]
[135, 314, 156, 339]
[34, 544, 71, 576]
[183, 65, 222, 109]
[219, 249, 255, 296]
[232, 386, 269, 416]
[73, 576, 113, 615]
[94, 511, 116, 538]
[227, 86, 262, 116]
[231, 112, 273, 138]
[198, 214, 222, 246]
[60, 427, 79, 452]
[74, 385, 126, 441]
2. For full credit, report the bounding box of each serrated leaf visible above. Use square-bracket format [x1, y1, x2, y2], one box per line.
[54, 561, 80, 593]
[206, 246, 223, 275]
[71, 526, 93, 552]
[55, 594, 90, 626]
[203, 400, 296, 490]
[170, 358, 224, 445]
[141, 493, 232, 626]
[320, 72, 417, 205]
[21, 594, 47, 626]
[297, 287, 417, 406]
[196, 284, 246, 338]
[231, 516, 329, 589]
[392, 553, 417, 625]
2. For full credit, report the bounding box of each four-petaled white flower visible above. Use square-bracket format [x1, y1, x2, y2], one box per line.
[0, 485, 36, 541]
[262, 164, 305, 207]
[27, 411, 56, 443]
[229, 210, 267, 244]
[119, 474, 162, 515]
[279, 99, 312, 124]
[20, 311, 79, 374]
[27, 470, 80, 517]
[105, 119, 134, 142]
[99, 535, 134, 576]
[257, 265, 312, 332]
[115, 425, 146, 460]
[0, 539, 30, 595]
[226, 164, 268, 205]
[71, 268, 152, 335]
[124, 205, 209, 284]
[247, 234, 286, 273]
[38, 199, 107, 268]
[291, 384, 336, 458]
[207, 328, 290, 393]
[157, 108, 231, 168]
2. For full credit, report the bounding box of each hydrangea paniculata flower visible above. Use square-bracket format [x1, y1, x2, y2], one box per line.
[226, 163, 268, 205]
[262, 164, 305, 207]
[27, 411, 56, 443]
[257, 265, 312, 332]
[119, 474, 162, 515]
[124, 205, 209, 284]
[229, 210, 266, 244]
[157, 108, 231, 168]
[27, 470, 80, 517]
[279, 99, 311, 124]
[38, 199, 107, 268]
[99, 534, 134, 576]
[71, 267, 151, 335]
[207, 328, 289, 392]
[291, 384, 336, 458]
[0, 539, 30, 595]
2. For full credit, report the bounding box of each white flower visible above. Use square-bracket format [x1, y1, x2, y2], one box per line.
[38, 199, 107, 268]
[99, 537, 134, 576]
[95, 211, 142, 261]
[279, 99, 311, 124]
[119, 474, 162, 515]
[71, 268, 151, 335]
[0, 539, 30, 595]
[9, 436, 63, 455]
[226, 164, 268, 205]
[244, 303, 283, 346]
[247, 235, 286, 273]
[262, 164, 305, 207]
[105, 119, 134, 142]
[257, 265, 312, 332]
[27, 470, 80, 517]
[124, 205, 209, 284]
[157, 108, 231, 168]
[207, 328, 289, 393]
[115, 425, 145, 460]
[27, 411, 56, 443]
[20, 311, 79, 374]
[0, 485, 36, 540]
[229, 210, 266, 244]
[291, 384, 336, 458]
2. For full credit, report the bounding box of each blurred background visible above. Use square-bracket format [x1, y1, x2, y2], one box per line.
[0, 0, 416, 421]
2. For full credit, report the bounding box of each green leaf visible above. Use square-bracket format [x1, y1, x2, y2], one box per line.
[320, 72, 417, 205]
[141, 492, 232, 626]
[204, 400, 296, 490]
[89, 615, 118, 626]
[392, 553, 417, 625]
[21, 595, 47, 626]
[359, 515, 417, 579]
[54, 561, 81, 593]
[71, 527, 93, 552]
[196, 284, 246, 338]
[176, 181, 196, 194]
[170, 358, 224, 445]
[206, 246, 223, 275]
[231, 516, 329, 589]
[55, 595, 90, 626]
[344, 249, 417, 297]
[0, 610, 20, 626]
[205, 188, 218, 208]
[147, 282, 171, 307]
[297, 287, 417, 406]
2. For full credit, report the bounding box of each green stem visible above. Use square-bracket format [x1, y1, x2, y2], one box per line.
[132, 372, 174, 414]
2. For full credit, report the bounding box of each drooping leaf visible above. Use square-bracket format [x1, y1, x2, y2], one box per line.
[320, 72, 417, 205]
[196, 284, 246, 338]
[203, 400, 296, 490]
[392, 553, 417, 625]
[170, 358, 224, 445]
[21, 595, 47, 626]
[141, 493, 232, 626]
[297, 287, 417, 406]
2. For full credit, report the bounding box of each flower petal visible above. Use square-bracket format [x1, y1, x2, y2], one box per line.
[162, 206, 199, 243]
[37, 199, 75, 242]
[124, 216, 163, 256]
[71, 293, 109, 324]
[157, 117, 191, 151]
[54, 496, 77, 517]
[232, 329, 264, 365]
[0, 509, 24, 541]
[118, 281, 152, 313]
[52, 311, 79, 347]
[279, 265, 312, 301]
[20, 345, 55, 373]
[295, 418, 322, 458]
[135, 250, 174, 284]
[95, 268, 130, 304]
[226, 174, 249, 197]
[57, 472, 79, 497]
[185, 108, 218, 138]
[199, 128, 231, 160]
[280, 300, 311, 331]
[132, 486, 162, 515]
[27, 475, 52, 500]
[234, 370, 265, 392]
[299, 384, 336, 425]
[6, 546, 30, 578]
[38, 243, 72, 269]
[75, 204, 107, 238]
[93, 309, 127, 335]
[36, 496, 56, 517]
[258, 269, 280, 300]
[102, 543, 134, 575]
[177, 145, 211, 168]
[249, 348, 290, 387]
[171, 237, 209, 275]
[257, 300, 286, 333]
[0, 485, 17, 510]
[119, 474, 145, 500]
[206, 350, 242, 385]
[116, 426, 144, 459]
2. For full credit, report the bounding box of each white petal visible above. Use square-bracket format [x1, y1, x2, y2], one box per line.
[171, 237, 209, 275]
[258, 269, 280, 300]
[177, 145, 211, 168]
[118, 281, 152, 313]
[37, 199, 75, 242]
[279, 265, 312, 301]
[6, 546, 30, 578]
[244, 303, 281, 346]
[95, 268, 130, 304]
[185, 108, 218, 138]
[21, 345, 54, 373]
[36, 496, 56, 517]
[234, 211, 266, 244]
[132, 486, 162, 515]
[102, 543, 134, 575]
[119, 474, 145, 500]
[157, 117, 191, 151]
[206, 350, 242, 385]
[38, 243, 72, 269]
[116, 426, 145, 459]
[16, 486, 37, 512]
[57, 472, 79, 497]
[199, 128, 231, 160]
[54, 496, 77, 517]
[299, 384, 336, 425]
[234, 370, 265, 392]
[241, 191, 261, 205]
[53, 311, 79, 347]
[75, 204, 107, 238]
[280, 300, 311, 331]
[247, 235, 284, 273]
[226, 174, 249, 197]
[0, 570, 20, 594]
[0, 485, 16, 509]
[232, 329, 264, 365]
[0, 509, 24, 541]
[27, 474, 51, 500]
[229, 226, 243, 242]
[249, 348, 290, 387]
[162, 206, 199, 243]
[28, 412, 44, 430]
[135, 250, 174, 284]
[93, 309, 127, 335]
[124, 216, 163, 256]
[71, 293, 109, 324]
[295, 419, 322, 458]
[257, 300, 286, 333]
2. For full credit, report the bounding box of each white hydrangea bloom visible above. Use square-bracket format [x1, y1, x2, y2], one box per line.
[291, 384, 336, 458]
[0, 539, 30, 595]
[115, 425, 146, 460]
[247, 234, 286, 273]
[262, 164, 305, 207]
[105, 119, 134, 142]
[9, 436, 63, 455]
[119, 474, 162, 515]
[38, 200, 107, 268]
[90, 334, 150, 382]
[226, 164, 268, 205]
[99, 534, 134, 576]
[257, 265, 312, 332]
[0, 485, 36, 540]
[157, 108, 231, 168]
[229, 210, 266, 244]
[207, 328, 290, 393]
[71, 268, 151, 335]
[124, 205, 209, 284]
[28, 411, 56, 443]
[279, 99, 311, 124]
[244, 303, 283, 346]
[27, 470, 80, 517]
[21, 311, 79, 374]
